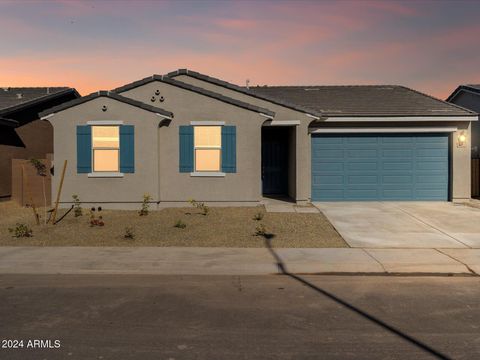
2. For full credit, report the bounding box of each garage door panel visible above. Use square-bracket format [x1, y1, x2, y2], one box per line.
[382, 175, 413, 184]
[348, 162, 378, 171]
[311, 133, 449, 201]
[348, 175, 378, 185]
[382, 162, 413, 170]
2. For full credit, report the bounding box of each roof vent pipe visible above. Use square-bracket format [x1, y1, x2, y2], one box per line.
[16, 93, 23, 99]
[246, 79, 250, 89]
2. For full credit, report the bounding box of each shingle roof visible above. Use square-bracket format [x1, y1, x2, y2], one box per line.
[249, 85, 476, 117]
[38, 91, 173, 118]
[166, 69, 320, 117]
[446, 84, 480, 102]
[113, 74, 275, 117]
[0, 87, 76, 112]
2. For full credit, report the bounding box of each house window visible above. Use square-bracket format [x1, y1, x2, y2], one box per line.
[92, 126, 120, 172]
[194, 126, 221, 171]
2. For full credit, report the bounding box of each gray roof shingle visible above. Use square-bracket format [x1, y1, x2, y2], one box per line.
[249, 85, 476, 117]
[38, 91, 174, 118]
[113, 74, 275, 117]
[167, 69, 320, 117]
[0, 87, 75, 112]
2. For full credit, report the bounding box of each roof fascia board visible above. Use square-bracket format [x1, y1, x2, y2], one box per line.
[447, 87, 480, 103]
[323, 116, 477, 122]
[0, 117, 19, 127]
[38, 91, 173, 119]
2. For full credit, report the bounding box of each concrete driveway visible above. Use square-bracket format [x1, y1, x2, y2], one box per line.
[314, 202, 480, 248]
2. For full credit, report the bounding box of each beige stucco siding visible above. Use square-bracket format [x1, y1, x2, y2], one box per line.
[48, 97, 161, 209]
[452, 122, 471, 200]
[119, 81, 267, 203]
[170, 75, 313, 202]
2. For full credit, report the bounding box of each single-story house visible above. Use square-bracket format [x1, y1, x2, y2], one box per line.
[0, 87, 79, 199]
[38, 70, 477, 209]
[446, 84, 480, 158]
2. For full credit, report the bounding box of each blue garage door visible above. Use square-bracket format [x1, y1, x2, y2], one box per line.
[311, 133, 449, 201]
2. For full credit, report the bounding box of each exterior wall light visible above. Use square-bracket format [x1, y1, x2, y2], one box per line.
[457, 131, 467, 148]
[101, 105, 107, 112]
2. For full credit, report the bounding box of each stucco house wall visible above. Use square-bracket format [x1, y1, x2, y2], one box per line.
[169, 74, 473, 202]
[48, 97, 161, 209]
[448, 91, 480, 156]
[169, 74, 315, 203]
[119, 81, 268, 205]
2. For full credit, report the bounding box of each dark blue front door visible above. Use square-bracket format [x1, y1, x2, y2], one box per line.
[262, 128, 288, 194]
[311, 133, 450, 201]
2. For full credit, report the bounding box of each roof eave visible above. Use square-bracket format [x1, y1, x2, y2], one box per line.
[0, 88, 80, 116]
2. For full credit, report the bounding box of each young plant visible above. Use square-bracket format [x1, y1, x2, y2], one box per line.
[124, 226, 135, 240]
[29, 158, 47, 224]
[139, 193, 152, 216]
[254, 223, 267, 237]
[189, 199, 209, 216]
[174, 219, 187, 229]
[252, 212, 264, 221]
[89, 208, 105, 227]
[72, 194, 82, 217]
[9, 223, 33, 238]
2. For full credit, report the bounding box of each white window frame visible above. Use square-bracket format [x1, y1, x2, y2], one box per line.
[190, 124, 225, 177]
[90, 124, 122, 176]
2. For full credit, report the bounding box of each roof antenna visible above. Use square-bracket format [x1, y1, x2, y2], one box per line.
[246, 79, 250, 89]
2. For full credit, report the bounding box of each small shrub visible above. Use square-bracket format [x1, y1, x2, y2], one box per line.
[174, 219, 187, 229]
[124, 226, 135, 240]
[252, 212, 264, 221]
[254, 223, 266, 237]
[139, 193, 152, 216]
[72, 194, 82, 217]
[189, 199, 209, 216]
[9, 223, 33, 238]
[89, 208, 104, 227]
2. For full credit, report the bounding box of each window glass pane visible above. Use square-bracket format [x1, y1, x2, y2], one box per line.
[94, 149, 119, 172]
[194, 126, 221, 148]
[195, 149, 221, 171]
[92, 126, 119, 148]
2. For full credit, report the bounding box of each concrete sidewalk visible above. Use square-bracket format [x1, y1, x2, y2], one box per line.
[0, 247, 479, 276]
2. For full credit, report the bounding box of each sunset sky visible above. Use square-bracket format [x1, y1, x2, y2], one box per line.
[1, 0, 479, 99]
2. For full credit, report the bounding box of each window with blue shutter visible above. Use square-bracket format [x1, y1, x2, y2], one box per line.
[120, 125, 135, 173]
[221, 126, 236, 173]
[179, 125, 194, 172]
[76, 125, 91, 173]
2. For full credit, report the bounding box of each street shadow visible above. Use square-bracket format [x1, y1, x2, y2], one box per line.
[263, 237, 451, 360]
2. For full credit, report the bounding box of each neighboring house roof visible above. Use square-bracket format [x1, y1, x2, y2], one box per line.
[446, 84, 480, 102]
[38, 91, 174, 119]
[248, 85, 476, 118]
[166, 69, 320, 117]
[113, 74, 276, 117]
[0, 87, 79, 115]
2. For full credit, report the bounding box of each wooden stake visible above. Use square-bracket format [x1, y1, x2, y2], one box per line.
[22, 164, 40, 225]
[50, 160, 67, 224]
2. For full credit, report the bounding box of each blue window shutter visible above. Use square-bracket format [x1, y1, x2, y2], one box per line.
[120, 125, 135, 173]
[221, 126, 236, 173]
[76, 125, 91, 173]
[179, 125, 194, 172]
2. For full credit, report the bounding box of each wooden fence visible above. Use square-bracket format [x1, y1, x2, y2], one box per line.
[11, 158, 52, 207]
[473, 158, 480, 198]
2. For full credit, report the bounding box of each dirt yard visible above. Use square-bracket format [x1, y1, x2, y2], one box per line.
[0, 201, 347, 248]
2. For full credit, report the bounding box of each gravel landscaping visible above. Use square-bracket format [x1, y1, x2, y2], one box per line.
[0, 201, 347, 248]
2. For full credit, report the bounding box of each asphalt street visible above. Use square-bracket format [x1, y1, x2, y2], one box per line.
[0, 274, 479, 360]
